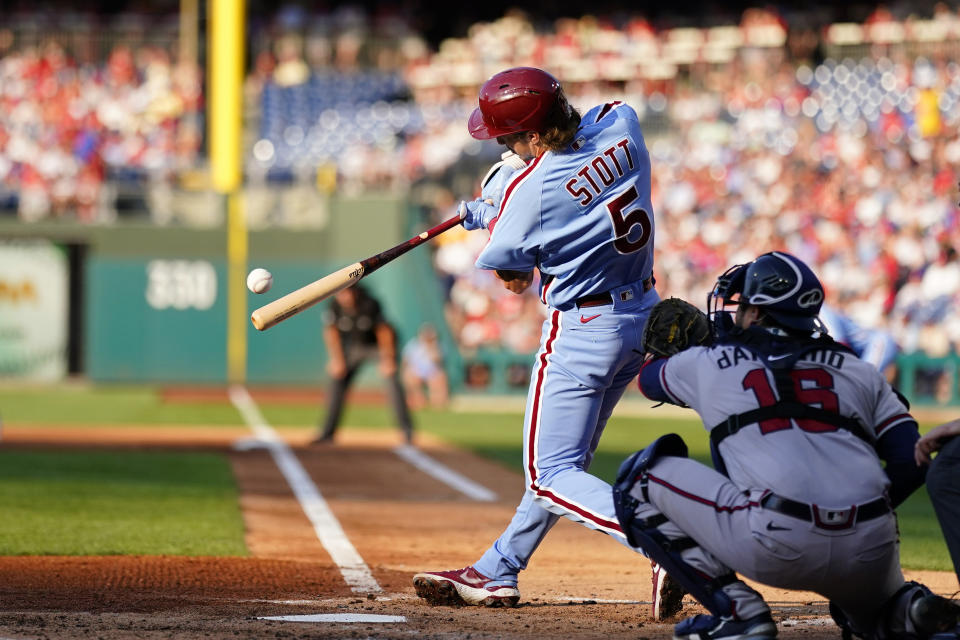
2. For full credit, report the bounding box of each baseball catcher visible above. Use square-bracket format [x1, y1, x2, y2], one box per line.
[618, 251, 959, 640]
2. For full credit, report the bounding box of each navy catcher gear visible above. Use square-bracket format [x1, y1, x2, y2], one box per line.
[708, 251, 824, 334]
[614, 434, 739, 617]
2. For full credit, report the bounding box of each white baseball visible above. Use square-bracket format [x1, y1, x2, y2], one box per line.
[246, 268, 273, 294]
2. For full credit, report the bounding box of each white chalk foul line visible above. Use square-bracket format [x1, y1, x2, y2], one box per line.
[781, 617, 835, 627]
[258, 614, 406, 623]
[228, 385, 381, 594]
[393, 443, 497, 502]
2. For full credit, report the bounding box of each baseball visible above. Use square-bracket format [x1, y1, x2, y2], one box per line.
[246, 268, 273, 294]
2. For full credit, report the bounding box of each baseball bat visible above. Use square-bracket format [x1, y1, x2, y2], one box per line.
[251, 213, 463, 331]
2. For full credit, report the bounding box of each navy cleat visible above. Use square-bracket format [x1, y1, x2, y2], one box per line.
[674, 612, 777, 640]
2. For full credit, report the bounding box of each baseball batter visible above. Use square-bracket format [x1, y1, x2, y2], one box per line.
[617, 251, 958, 639]
[819, 303, 899, 378]
[413, 67, 663, 609]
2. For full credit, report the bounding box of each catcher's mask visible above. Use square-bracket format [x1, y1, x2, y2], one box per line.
[708, 251, 825, 334]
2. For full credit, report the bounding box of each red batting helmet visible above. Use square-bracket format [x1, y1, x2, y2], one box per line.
[468, 67, 567, 140]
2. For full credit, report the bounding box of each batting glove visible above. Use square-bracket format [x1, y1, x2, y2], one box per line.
[459, 198, 497, 231]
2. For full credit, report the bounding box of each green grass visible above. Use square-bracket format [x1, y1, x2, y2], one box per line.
[0, 450, 247, 556]
[0, 385, 953, 571]
[0, 386, 246, 425]
[265, 402, 954, 572]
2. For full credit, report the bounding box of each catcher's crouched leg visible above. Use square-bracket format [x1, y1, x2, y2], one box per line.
[614, 435, 725, 620]
[613, 435, 770, 624]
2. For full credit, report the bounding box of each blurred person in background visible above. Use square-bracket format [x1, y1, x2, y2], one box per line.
[312, 285, 414, 445]
[820, 303, 900, 382]
[402, 323, 449, 409]
[915, 418, 960, 590]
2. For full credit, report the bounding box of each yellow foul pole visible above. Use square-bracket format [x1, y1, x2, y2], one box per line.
[209, 0, 247, 383]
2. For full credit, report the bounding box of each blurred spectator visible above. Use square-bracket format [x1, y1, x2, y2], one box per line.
[402, 324, 450, 409]
[820, 303, 900, 381]
[0, 27, 202, 222]
[272, 35, 309, 87]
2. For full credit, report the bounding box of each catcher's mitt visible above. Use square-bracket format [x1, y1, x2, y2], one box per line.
[642, 297, 712, 358]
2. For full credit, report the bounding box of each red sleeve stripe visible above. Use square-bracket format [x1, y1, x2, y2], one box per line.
[485, 152, 546, 251]
[594, 101, 623, 122]
[659, 361, 682, 405]
[875, 413, 913, 436]
[540, 276, 551, 304]
[494, 151, 545, 219]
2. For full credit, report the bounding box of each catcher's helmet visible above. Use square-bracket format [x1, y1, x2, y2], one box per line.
[709, 251, 824, 333]
[468, 67, 569, 140]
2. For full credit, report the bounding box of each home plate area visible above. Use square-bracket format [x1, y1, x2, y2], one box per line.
[0, 426, 954, 639]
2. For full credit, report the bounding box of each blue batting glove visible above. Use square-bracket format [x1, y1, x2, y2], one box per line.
[458, 199, 497, 231]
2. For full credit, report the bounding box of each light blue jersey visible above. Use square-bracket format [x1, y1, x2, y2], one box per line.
[466, 102, 660, 589]
[820, 304, 899, 372]
[476, 102, 654, 310]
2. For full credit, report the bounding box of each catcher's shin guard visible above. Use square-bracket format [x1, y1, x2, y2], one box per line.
[613, 435, 735, 616]
[614, 433, 688, 509]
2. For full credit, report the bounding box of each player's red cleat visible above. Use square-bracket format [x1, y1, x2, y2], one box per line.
[413, 566, 520, 607]
[652, 561, 686, 620]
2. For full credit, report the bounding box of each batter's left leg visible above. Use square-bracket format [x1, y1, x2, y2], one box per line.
[473, 489, 561, 585]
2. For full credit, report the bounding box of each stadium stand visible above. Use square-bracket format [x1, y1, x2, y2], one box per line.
[2, 3, 960, 397]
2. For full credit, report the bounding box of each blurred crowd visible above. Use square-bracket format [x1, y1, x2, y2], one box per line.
[2, 3, 960, 378]
[408, 6, 960, 377]
[0, 21, 203, 222]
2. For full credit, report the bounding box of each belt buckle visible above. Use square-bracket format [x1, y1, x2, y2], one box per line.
[812, 504, 856, 530]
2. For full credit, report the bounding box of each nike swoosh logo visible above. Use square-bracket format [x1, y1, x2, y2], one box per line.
[767, 354, 791, 361]
[766, 522, 791, 531]
[580, 314, 601, 324]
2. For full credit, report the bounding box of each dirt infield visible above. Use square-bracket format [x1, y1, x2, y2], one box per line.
[0, 424, 955, 639]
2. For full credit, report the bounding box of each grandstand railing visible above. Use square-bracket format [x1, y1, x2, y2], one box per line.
[896, 351, 960, 406]
[455, 347, 960, 407]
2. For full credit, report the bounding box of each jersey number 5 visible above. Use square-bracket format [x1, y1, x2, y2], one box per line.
[743, 368, 841, 434]
[607, 185, 652, 254]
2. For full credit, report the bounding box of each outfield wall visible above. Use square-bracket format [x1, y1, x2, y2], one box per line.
[2, 203, 959, 405]
[0, 196, 458, 386]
